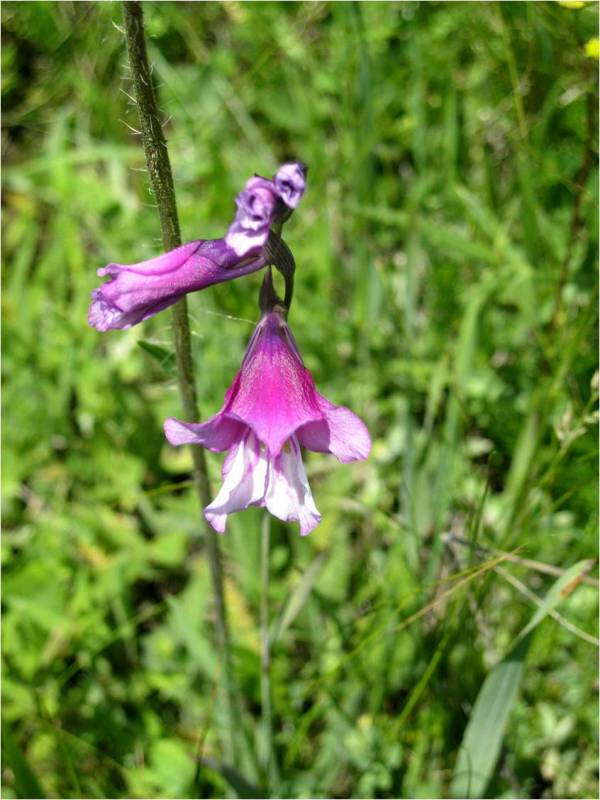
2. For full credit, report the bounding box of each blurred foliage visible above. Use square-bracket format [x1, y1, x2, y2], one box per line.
[1, 1, 598, 798]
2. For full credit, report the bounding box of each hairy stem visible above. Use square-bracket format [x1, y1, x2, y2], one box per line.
[122, 0, 237, 761]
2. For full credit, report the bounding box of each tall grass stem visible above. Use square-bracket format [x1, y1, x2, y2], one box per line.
[122, 0, 238, 762]
[260, 513, 278, 789]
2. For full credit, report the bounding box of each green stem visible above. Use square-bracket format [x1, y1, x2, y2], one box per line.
[260, 513, 278, 789]
[122, 0, 237, 761]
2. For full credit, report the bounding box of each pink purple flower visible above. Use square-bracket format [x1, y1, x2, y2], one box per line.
[88, 240, 269, 331]
[164, 310, 370, 535]
[88, 162, 306, 332]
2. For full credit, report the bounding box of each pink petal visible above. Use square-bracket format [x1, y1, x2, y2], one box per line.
[297, 397, 371, 463]
[164, 414, 246, 453]
[90, 240, 268, 331]
[100, 251, 221, 313]
[225, 314, 322, 456]
[98, 242, 202, 278]
[87, 289, 134, 332]
[88, 290, 182, 330]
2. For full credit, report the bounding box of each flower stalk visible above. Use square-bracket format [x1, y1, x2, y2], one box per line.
[262, 232, 295, 311]
[259, 513, 278, 789]
[122, 0, 238, 761]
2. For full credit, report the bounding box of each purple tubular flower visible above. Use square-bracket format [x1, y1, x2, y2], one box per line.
[164, 311, 371, 535]
[88, 239, 267, 331]
[88, 163, 306, 332]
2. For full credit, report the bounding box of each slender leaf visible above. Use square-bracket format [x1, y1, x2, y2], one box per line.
[1, 722, 46, 800]
[201, 758, 264, 799]
[138, 340, 176, 375]
[270, 552, 327, 646]
[451, 559, 594, 798]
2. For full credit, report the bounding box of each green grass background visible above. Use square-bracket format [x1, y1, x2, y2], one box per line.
[2, 2, 598, 798]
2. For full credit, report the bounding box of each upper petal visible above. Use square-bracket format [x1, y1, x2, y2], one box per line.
[90, 240, 267, 331]
[226, 313, 323, 456]
[99, 250, 223, 313]
[297, 396, 371, 463]
[98, 242, 203, 278]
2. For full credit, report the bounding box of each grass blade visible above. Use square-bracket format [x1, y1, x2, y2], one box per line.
[450, 559, 594, 798]
[511, 558, 596, 646]
[1, 721, 46, 799]
[201, 758, 264, 799]
[138, 340, 177, 376]
[270, 552, 327, 647]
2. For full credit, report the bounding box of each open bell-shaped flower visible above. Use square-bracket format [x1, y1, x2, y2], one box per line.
[164, 308, 370, 535]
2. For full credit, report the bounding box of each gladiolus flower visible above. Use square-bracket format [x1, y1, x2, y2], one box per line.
[88, 162, 306, 331]
[164, 310, 370, 535]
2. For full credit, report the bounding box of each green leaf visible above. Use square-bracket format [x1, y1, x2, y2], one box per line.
[512, 558, 596, 646]
[270, 552, 327, 646]
[450, 559, 594, 798]
[1, 721, 46, 799]
[201, 758, 264, 799]
[138, 340, 176, 375]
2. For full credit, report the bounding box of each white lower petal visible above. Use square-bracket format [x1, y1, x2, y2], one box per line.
[265, 437, 321, 536]
[204, 432, 268, 532]
[225, 227, 266, 257]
